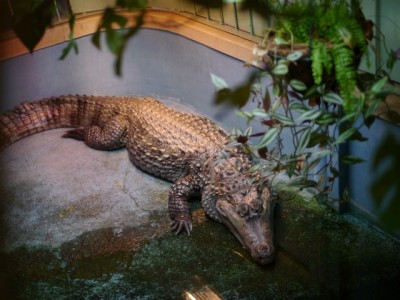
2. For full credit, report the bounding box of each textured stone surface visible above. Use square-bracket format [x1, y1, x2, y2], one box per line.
[0, 98, 202, 252]
[1, 100, 400, 299]
[0, 128, 171, 252]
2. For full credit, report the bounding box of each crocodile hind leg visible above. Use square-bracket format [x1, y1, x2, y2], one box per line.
[169, 174, 201, 235]
[63, 115, 128, 150]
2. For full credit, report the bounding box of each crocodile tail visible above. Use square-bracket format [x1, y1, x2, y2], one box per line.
[0, 95, 107, 151]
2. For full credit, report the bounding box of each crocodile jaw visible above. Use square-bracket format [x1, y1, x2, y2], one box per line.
[216, 197, 275, 265]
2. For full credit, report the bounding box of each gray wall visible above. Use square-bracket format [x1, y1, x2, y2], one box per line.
[0, 29, 254, 131]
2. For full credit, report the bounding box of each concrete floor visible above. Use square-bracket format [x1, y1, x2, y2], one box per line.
[0, 128, 173, 253]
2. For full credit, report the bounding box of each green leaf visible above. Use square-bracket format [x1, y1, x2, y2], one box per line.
[289, 103, 309, 113]
[235, 110, 247, 119]
[303, 85, 319, 99]
[12, 0, 55, 52]
[364, 100, 380, 118]
[106, 29, 125, 55]
[298, 110, 322, 121]
[372, 88, 400, 100]
[330, 166, 340, 177]
[334, 128, 357, 144]
[289, 79, 307, 91]
[272, 63, 288, 75]
[231, 127, 243, 137]
[286, 51, 304, 61]
[364, 115, 375, 128]
[105, 8, 128, 28]
[231, 81, 253, 108]
[242, 111, 254, 120]
[338, 112, 358, 124]
[244, 126, 253, 136]
[386, 50, 397, 70]
[308, 131, 329, 148]
[214, 74, 255, 107]
[99, 8, 128, 55]
[323, 93, 343, 105]
[288, 177, 318, 189]
[305, 158, 322, 173]
[273, 84, 281, 96]
[286, 158, 297, 178]
[297, 126, 313, 154]
[371, 76, 388, 93]
[114, 11, 144, 76]
[92, 31, 101, 49]
[258, 127, 280, 148]
[59, 15, 79, 60]
[251, 108, 269, 118]
[340, 155, 366, 165]
[310, 150, 331, 159]
[357, 92, 366, 111]
[271, 113, 296, 126]
[210, 73, 229, 90]
[316, 113, 336, 125]
[91, 7, 145, 76]
[274, 37, 289, 45]
[350, 129, 368, 142]
[59, 39, 78, 60]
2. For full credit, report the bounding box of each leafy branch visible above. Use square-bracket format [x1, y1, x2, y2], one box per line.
[11, 0, 148, 76]
[91, 6, 145, 75]
[211, 51, 395, 195]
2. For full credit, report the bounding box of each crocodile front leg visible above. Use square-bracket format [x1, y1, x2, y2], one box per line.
[168, 174, 200, 235]
[63, 115, 128, 150]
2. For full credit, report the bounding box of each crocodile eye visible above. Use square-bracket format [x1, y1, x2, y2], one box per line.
[226, 171, 235, 176]
[250, 199, 263, 214]
[236, 203, 248, 217]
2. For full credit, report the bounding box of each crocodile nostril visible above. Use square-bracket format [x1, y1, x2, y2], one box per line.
[257, 244, 272, 257]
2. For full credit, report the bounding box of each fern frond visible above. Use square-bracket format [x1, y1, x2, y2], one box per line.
[332, 43, 357, 113]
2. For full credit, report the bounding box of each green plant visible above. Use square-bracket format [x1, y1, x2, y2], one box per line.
[212, 0, 400, 200]
[256, 0, 372, 115]
[213, 64, 398, 199]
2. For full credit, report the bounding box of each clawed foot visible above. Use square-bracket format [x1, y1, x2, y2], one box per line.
[62, 128, 85, 141]
[171, 215, 193, 236]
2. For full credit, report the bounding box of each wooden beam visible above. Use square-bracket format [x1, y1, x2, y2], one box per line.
[0, 9, 255, 62]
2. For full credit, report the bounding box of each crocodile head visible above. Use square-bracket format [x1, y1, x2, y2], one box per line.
[215, 185, 276, 264]
[200, 148, 276, 264]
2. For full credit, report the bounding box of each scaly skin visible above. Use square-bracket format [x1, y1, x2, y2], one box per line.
[0, 95, 276, 264]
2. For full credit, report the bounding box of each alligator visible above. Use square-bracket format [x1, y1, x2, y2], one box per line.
[0, 95, 276, 264]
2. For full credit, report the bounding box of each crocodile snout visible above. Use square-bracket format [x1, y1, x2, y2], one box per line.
[253, 243, 275, 264]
